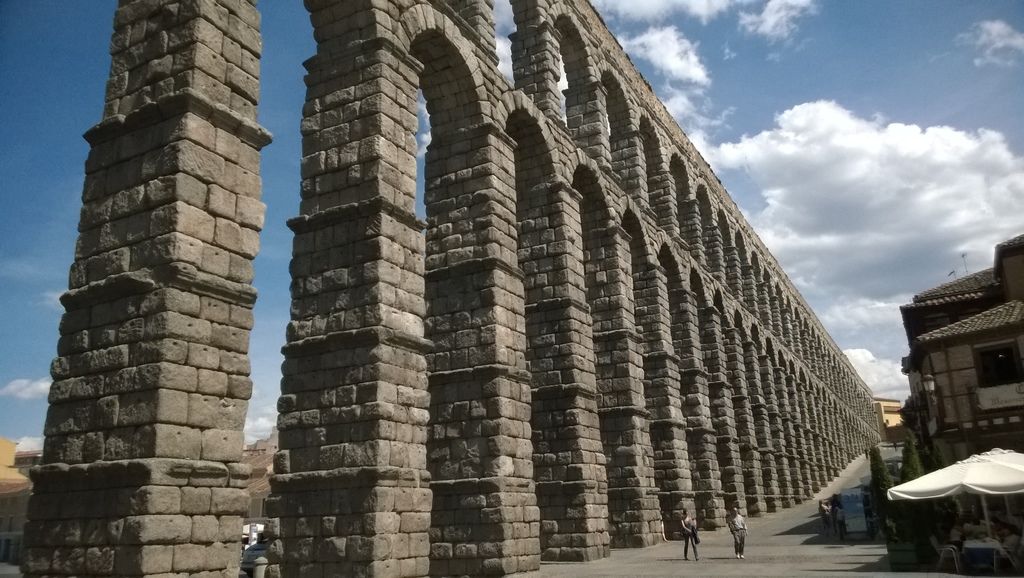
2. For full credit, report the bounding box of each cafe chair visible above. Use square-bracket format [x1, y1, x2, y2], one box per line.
[930, 535, 962, 574]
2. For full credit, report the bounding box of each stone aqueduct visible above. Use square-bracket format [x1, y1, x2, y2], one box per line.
[25, 0, 880, 576]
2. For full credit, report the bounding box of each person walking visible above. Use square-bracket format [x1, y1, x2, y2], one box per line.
[819, 500, 832, 536]
[680, 510, 700, 561]
[836, 505, 847, 541]
[727, 504, 748, 559]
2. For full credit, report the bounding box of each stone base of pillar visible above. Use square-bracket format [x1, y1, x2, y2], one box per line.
[607, 488, 663, 548]
[24, 459, 248, 578]
[658, 490, 696, 539]
[536, 480, 610, 562]
[428, 477, 540, 576]
[267, 466, 431, 578]
[745, 493, 767, 517]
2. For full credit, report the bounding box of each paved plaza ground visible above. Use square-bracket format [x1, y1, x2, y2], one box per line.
[0, 454, 959, 577]
[538, 454, 953, 577]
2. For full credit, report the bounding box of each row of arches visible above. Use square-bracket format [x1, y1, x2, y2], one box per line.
[23, 3, 879, 578]
[275, 2, 880, 575]
[452, 0, 877, 425]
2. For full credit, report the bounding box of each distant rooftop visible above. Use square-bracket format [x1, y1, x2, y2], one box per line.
[917, 300, 1024, 343]
[911, 268, 998, 305]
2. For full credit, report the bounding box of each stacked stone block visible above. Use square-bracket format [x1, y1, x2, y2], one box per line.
[24, 1, 269, 576]
[33, 1, 885, 576]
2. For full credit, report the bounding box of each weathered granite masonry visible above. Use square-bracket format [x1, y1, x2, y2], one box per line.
[24, 1, 270, 576]
[29, 1, 880, 577]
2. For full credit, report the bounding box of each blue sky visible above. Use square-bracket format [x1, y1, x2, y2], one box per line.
[1, 1, 1022, 449]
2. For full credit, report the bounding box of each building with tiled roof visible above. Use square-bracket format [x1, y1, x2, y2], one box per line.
[901, 233, 1024, 460]
[0, 441, 30, 565]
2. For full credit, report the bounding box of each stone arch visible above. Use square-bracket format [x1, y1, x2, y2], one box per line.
[576, 167, 663, 548]
[707, 289, 746, 514]
[718, 210, 740, 294]
[668, 154, 689, 237]
[735, 232, 755, 312]
[697, 184, 721, 273]
[639, 116, 668, 213]
[505, 109, 613, 562]
[552, 13, 599, 135]
[687, 268, 726, 528]
[602, 70, 635, 183]
[730, 309, 765, 515]
[638, 242, 696, 536]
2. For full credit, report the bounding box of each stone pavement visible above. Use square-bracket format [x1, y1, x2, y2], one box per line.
[538, 454, 953, 577]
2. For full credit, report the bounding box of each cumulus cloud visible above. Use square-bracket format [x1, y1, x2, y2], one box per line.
[15, 436, 43, 452]
[845, 348, 908, 400]
[714, 100, 1024, 382]
[716, 100, 1024, 299]
[244, 405, 277, 445]
[621, 26, 711, 86]
[957, 20, 1024, 67]
[593, 0, 753, 24]
[739, 0, 816, 42]
[0, 378, 52, 400]
[416, 95, 431, 159]
[494, 0, 515, 82]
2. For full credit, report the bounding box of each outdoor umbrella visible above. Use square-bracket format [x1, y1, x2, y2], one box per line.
[887, 448, 1024, 537]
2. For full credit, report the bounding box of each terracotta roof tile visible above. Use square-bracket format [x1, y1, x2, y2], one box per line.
[997, 233, 1024, 251]
[912, 268, 998, 304]
[917, 300, 1024, 343]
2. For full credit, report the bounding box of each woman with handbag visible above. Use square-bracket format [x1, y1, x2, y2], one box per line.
[681, 510, 700, 561]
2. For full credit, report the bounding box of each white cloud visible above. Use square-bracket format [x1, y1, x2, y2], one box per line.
[739, 0, 816, 42]
[714, 100, 1024, 382]
[957, 20, 1024, 67]
[494, 0, 515, 82]
[15, 436, 43, 452]
[845, 348, 908, 400]
[621, 26, 711, 86]
[593, 0, 753, 24]
[497, 36, 514, 82]
[715, 100, 1024, 299]
[244, 405, 277, 445]
[0, 378, 52, 400]
[819, 296, 907, 335]
[723, 43, 737, 60]
[416, 95, 431, 159]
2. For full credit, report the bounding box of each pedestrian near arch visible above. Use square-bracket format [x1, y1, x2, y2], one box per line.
[728, 504, 749, 559]
[680, 510, 700, 561]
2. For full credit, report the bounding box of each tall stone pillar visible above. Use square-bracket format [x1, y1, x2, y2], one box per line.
[24, 2, 269, 576]
[724, 241, 743, 300]
[702, 212, 724, 281]
[636, 260, 692, 538]
[747, 338, 779, 512]
[681, 199, 704, 265]
[522, 182, 610, 562]
[585, 222, 662, 548]
[776, 367, 802, 505]
[270, 6, 542, 575]
[760, 352, 791, 507]
[786, 374, 811, 499]
[678, 281, 723, 529]
[701, 304, 746, 514]
[724, 325, 764, 516]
